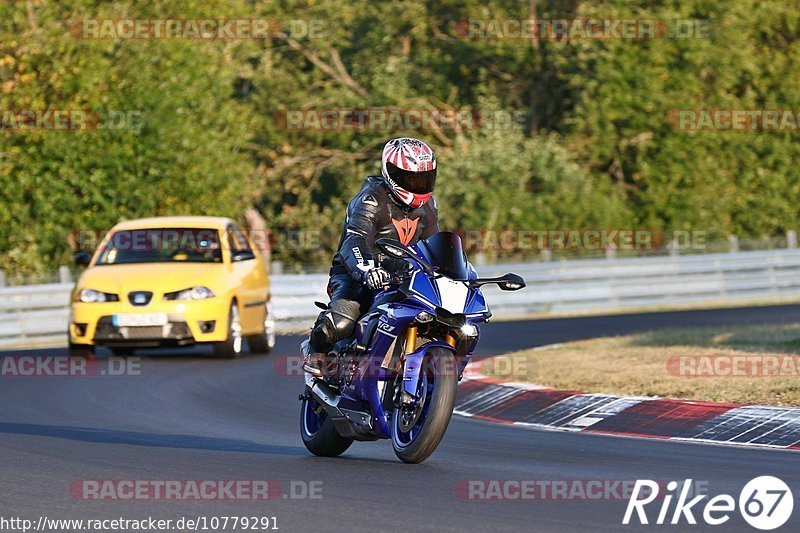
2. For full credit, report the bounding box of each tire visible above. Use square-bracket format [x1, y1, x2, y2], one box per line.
[300, 393, 353, 457]
[247, 301, 276, 354]
[68, 342, 95, 357]
[111, 347, 135, 356]
[392, 348, 458, 464]
[213, 302, 244, 358]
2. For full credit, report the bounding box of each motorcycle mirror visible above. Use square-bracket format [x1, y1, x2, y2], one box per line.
[376, 238, 410, 259]
[471, 273, 527, 290]
[74, 252, 91, 267]
[376, 238, 439, 276]
[497, 273, 526, 291]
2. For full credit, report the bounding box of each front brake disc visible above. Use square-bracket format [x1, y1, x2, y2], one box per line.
[398, 374, 428, 432]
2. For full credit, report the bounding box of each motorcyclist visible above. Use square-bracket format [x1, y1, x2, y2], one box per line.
[303, 137, 440, 377]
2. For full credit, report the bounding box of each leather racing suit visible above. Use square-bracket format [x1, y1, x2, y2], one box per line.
[308, 176, 439, 354]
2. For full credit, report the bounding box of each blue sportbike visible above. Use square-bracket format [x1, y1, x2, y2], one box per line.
[299, 232, 525, 463]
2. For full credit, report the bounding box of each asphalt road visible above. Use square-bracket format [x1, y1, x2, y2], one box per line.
[2, 304, 800, 532]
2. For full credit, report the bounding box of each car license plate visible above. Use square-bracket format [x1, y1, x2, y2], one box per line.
[113, 313, 168, 327]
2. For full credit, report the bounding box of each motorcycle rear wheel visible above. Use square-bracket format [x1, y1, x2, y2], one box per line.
[300, 392, 353, 457]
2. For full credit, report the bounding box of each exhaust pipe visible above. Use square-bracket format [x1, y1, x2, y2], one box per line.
[305, 372, 345, 418]
[303, 373, 376, 439]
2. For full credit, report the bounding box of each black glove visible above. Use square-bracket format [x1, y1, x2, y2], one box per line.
[363, 267, 392, 290]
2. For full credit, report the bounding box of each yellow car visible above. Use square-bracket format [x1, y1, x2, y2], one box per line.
[68, 216, 275, 358]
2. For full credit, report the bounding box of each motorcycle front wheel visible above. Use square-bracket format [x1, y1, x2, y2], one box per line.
[391, 348, 458, 464]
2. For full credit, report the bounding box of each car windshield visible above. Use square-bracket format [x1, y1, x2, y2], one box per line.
[415, 232, 470, 280]
[95, 228, 223, 265]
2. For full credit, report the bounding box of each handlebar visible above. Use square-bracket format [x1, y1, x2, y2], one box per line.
[389, 270, 410, 286]
[363, 258, 413, 291]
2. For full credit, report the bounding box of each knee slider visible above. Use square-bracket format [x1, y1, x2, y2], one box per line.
[309, 300, 360, 353]
[329, 300, 360, 333]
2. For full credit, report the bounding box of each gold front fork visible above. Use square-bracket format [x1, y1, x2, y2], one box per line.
[444, 333, 457, 348]
[404, 325, 418, 354]
[405, 326, 456, 352]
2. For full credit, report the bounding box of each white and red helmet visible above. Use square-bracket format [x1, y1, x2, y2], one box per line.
[380, 137, 437, 208]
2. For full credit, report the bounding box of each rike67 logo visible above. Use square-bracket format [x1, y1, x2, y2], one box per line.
[623, 476, 793, 530]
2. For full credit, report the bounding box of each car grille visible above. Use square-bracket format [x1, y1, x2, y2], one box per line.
[93, 316, 193, 344]
[124, 326, 164, 339]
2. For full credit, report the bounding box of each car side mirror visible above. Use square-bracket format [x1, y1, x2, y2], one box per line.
[231, 250, 256, 262]
[74, 252, 91, 266]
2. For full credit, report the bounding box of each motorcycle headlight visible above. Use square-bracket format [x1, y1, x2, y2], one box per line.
[77, 289, 119, 303]
[163, 286, 216, 301]
[415, 311, 434, 323]
[460, 324, 478, 338]
[434, 307, 467, 328]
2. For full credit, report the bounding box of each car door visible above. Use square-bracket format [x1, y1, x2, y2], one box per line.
[226, 224, 264, 333]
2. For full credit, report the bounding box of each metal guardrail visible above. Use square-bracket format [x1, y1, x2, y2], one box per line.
[2, 248, 800, 348]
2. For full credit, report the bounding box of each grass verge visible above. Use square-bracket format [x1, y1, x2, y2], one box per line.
[482, 323, 800, 406]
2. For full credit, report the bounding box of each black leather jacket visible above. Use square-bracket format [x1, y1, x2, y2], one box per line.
[331, 176, 439, 280]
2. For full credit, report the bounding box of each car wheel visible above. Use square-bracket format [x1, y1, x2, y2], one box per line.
[68, 340, 95, 357]
[247, 301, 276, 354]
[213, 301, 243, 358]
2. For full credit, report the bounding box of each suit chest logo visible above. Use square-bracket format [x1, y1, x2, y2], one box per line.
[391, 217, 419, 245]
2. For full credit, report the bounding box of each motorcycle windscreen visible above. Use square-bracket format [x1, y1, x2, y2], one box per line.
[416, 232, 470, 280]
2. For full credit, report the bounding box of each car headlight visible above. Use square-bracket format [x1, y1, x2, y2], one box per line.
[76, 289, 119, 303]
[163, 286, 216, 301]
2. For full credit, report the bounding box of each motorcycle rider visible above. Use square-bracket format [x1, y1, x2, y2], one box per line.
[303, 137, 440, 377]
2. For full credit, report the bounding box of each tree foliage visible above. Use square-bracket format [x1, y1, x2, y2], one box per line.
[1, 0, 798, 273]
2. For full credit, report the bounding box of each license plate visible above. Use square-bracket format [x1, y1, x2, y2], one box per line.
[113, 313, 168, 327]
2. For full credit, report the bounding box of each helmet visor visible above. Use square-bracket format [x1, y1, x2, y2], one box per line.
[386, 162, 437, 194]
